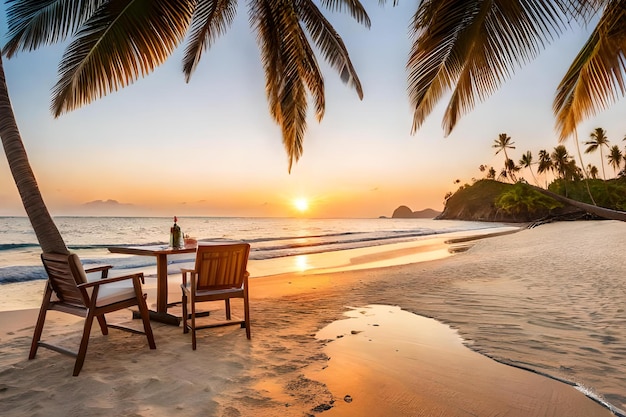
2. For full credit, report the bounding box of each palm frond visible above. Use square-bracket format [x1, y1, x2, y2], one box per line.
[297, 27, 326, 121]
[182, 0, 238, 82]
[553, 1, 626, 141]
[51, 0, 195, 116]
[250, 0, 310, 172]
[559, 0, 605, 24]
[408, 0, 569, 136]
[3, 0, 105, 58]
[317, 0, 371, 27]
[298, 0, 364, 100]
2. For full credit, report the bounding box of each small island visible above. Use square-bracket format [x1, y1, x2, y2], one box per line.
[391, 206, 441, 219]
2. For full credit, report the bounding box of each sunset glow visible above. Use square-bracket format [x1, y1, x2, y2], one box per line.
[1, 2, 624, 219]
[294, 198, 309, 213]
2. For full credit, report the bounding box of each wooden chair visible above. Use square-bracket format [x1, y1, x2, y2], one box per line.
[181, 243, 251, 349]
[30, 253, 156, 376]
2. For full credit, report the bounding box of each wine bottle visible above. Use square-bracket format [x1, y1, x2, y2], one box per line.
[170, 216, 183, 249]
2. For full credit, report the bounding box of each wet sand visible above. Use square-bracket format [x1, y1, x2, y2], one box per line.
[0, 220, 623, 416]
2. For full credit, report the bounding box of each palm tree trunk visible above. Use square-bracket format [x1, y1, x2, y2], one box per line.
[529, 184, 626, 222]
[600, 147, 606, 180]
[572, 130, 597, 206]
[0, 55, 68, 254]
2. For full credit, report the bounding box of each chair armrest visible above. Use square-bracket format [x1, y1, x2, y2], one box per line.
[181, 269, 196, 286]
[78, 272, 144, 289]
[85, 264, 113, 278]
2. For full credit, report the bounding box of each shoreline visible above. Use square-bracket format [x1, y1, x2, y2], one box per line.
[0, 225, 520, 313]
[1, 220, 624, 416]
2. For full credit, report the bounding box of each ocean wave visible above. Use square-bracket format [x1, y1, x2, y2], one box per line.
[0, 218, 506, 285]
[0, 243, 40, 251]
[0, 265, 47, 284]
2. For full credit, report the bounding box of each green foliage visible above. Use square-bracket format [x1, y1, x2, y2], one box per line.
[548, 177, 626, 210]
[495, 183, 562, 215]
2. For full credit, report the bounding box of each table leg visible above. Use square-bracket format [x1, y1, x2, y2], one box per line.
[133, 310, 180, 326]
[140, 253, 180, 326]
[155, 254, 168, 313]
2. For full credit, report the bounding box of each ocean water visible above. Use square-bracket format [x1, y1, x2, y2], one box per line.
[0, 216, 506, 285]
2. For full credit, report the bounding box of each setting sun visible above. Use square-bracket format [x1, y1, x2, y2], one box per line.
[294, 198, 309, 212]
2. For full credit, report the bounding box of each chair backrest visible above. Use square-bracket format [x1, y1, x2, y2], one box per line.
[193, 243, 250, 291]
[41, 253, 88, 307]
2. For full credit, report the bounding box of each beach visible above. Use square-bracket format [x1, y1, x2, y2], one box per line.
[0, 220, 624, 416]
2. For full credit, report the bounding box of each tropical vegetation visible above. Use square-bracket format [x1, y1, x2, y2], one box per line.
[464, 130, 626, 218]
[495, 183, 563, 218]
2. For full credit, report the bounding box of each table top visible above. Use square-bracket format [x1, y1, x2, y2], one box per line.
[107, 241, 241, 256]
[107, 245, 197, 256]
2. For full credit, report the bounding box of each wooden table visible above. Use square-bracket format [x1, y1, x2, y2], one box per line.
[107, 245, 197, 325]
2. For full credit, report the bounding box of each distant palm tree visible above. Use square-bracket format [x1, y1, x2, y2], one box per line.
[551, 145, 572, 180]
[537, 149, 553, 187]
[584, 128, 611, 180]
[519, 151, 539, 186]
[586, 164, 599, 180]
[607, 145, 623, 176]
[492, 133, 516, 181]
[506, 158, 521, 183]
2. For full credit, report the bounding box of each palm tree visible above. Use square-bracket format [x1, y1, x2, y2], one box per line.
[4, 1, 369, 173]
[607, 145, 623, 177]
[537, 150, 553, 174]
[400, 1, 626, 144]
[551, 145, 573, 180]
[0, 55, 68, 254]
[505, 158, 521, 183]
[519, 151, 539, 186]
[584, 128, 610, 180]
[586, 164, 599, 180]
[492, 133, 516, 181]
[1, 1, 369, 251]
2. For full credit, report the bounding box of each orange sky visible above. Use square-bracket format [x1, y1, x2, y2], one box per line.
[1, 4, 625, 218]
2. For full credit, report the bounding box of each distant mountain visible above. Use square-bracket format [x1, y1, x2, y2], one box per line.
[391, 206, 441, 219]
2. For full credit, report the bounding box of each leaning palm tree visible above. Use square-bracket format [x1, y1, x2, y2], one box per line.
[519, 151, 540, 186]
[0, 54, 67, 254]
[1, 1, 369, 251]
[584, 127, 610, 180]
[607, 145, 623, 177]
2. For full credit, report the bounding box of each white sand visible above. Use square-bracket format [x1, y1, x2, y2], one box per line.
[0, 221, 623, 417]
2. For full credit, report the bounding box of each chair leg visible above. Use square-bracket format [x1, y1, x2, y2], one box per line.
[181, 290, 188, 334]
[136, 295, 156, 350]
[191, 297, 197, 350]
[73, 311, 96, 376]
[243, 296, 251, 340]
[29, 284, 53, 359]
[96, 315, 108, 335]
[225, 299, 231, 320]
